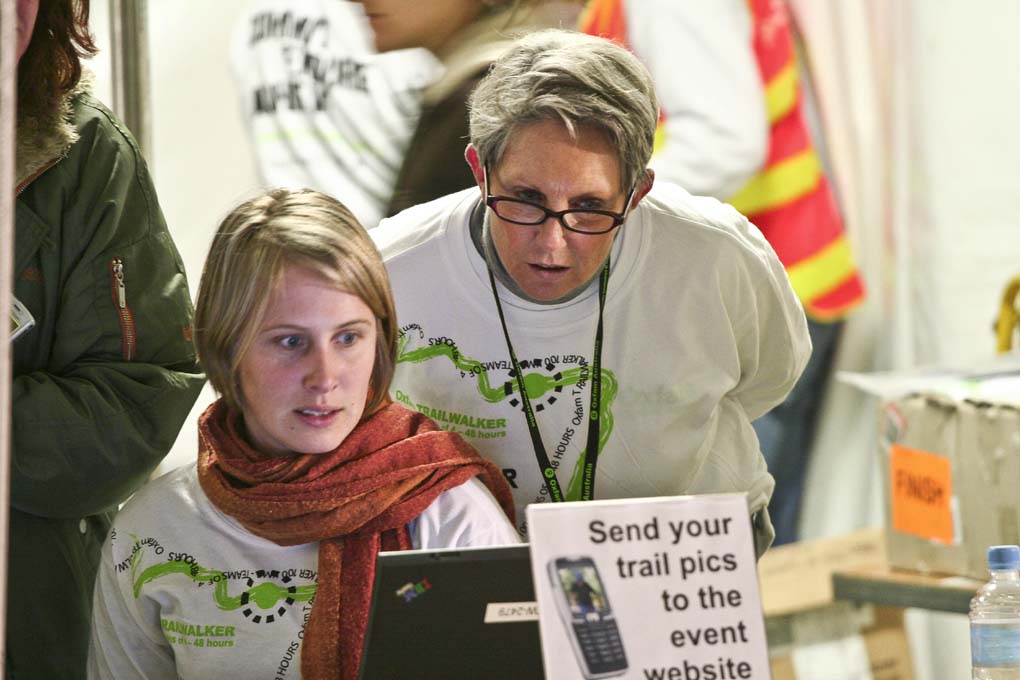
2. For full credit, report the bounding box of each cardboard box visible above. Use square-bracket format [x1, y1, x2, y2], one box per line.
[758, 530, 915, 680]
[954, 399, 1020, 575]
[880, 393, 968, 576]
[758, 528, 886, 617]
[881, 392, 1020, 579]
[769, 611, 913, 680]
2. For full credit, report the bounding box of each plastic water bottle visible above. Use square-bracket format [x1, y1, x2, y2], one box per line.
[971, 545, 1020, 679]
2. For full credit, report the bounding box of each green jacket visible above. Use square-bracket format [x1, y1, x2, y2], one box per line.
[10, 76, 204, 678]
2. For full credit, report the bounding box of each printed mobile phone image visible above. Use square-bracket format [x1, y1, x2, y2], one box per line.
[548, 556, 628, 679]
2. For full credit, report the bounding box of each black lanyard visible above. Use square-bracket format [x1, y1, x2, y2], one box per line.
[487, 260, 609, 502]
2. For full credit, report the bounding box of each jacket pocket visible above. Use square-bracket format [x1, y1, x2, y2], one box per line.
[109, 257, 136, 361]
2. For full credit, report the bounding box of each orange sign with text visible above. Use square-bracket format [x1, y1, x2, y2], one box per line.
[890, 444, 954, 544]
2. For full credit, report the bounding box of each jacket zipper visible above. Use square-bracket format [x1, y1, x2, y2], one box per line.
[16, 155, 64, 196]
[109, 258, 136, 361]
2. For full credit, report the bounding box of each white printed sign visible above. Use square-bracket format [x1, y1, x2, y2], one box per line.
[527, 494, 770, 680]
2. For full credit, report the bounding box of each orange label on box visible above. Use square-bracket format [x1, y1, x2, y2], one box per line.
[890, 444, 954, 544]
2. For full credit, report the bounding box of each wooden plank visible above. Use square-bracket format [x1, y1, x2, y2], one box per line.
[832, 566, 981, 614]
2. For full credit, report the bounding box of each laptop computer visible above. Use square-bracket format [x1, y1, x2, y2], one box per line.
[358, 543, 544, 679]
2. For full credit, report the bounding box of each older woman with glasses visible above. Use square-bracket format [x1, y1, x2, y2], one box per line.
[372, 29, 811, 555]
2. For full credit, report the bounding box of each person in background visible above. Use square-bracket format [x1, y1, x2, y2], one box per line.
[580, 0, 865, 544]
[88, 189, 518, 680]
[357, 0, 581, 217]
[373, 29, 811, 555]
[580, 0, 768, 199]
[230, 0, 441, 229]
[11, 0, 205, 676]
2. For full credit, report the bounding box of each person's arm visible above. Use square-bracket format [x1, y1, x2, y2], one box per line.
[724, 208, 812, 421]
[714, 202, 810, 557]
[412, 477, 522, 549]
[625, 0, 767, 199]
[88, 527, 176, 679]
[12, 97, 204, 519]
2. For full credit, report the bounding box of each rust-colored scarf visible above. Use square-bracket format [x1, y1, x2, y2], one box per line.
[196, 399, 516, 680]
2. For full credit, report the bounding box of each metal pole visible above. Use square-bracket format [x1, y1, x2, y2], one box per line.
[0, 0, 19, 674]
[109, 0, 151, 159]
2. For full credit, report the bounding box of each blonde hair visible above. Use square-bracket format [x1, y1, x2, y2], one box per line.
[194, 188, 396, 415]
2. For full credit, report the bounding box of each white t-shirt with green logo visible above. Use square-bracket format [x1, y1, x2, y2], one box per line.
[373, 184, 811, 545]
[88, 463, 518, 679]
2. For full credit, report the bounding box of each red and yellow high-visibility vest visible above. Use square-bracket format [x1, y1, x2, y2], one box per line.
[580, 0, 865, 320]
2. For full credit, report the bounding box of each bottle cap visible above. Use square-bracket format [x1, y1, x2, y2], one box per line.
[987, 545, 1020, 570]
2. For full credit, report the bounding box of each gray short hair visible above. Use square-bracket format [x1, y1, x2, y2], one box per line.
[468, 29, 658, 192]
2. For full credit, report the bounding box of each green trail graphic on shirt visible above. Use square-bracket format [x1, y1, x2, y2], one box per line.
[397, 334, 617, 500]
[130, 548, 316, 624]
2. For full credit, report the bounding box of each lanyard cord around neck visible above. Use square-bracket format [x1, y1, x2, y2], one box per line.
[486, 260, 609, 502]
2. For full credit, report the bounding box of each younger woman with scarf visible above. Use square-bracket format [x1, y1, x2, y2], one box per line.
[87, 189, 519, 679]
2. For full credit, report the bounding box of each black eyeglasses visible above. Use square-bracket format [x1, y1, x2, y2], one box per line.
[484, 167, 634, 235]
